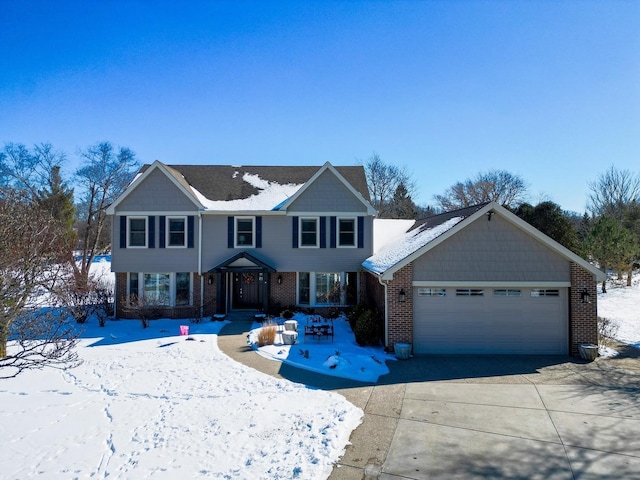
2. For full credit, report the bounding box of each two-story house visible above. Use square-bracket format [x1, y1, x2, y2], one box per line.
[108, 160, 375, 319]
[108, 160, 604, 357]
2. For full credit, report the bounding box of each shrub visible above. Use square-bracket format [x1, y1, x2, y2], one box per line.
[598, 316, 619, 348]
[281, 309, 294, 319]
[351, 303, 383, 346]
[257, 324, 277, 346]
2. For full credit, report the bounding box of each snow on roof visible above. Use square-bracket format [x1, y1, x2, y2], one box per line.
[191, 172, 303, 211]
[363, 217, 464, 274]
[373, 218, 416, 254]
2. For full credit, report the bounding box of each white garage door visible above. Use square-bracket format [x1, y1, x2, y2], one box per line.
[413, 287, 568, 354]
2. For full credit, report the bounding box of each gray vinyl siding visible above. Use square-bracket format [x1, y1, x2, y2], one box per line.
[116, 168, 199, 212]
[412, 214, 570, 282]
[111, 215, 199, 272]
[200, 215, 373, 272]
[287, 169, 368, 213]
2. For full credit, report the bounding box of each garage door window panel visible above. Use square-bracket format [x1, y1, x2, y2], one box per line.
[456, 289, 484, 296]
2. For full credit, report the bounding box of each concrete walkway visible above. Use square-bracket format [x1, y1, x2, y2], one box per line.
[217, 314, 640, 480]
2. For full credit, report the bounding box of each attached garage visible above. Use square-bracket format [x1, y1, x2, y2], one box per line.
[363, 202, 605, 357]
[413, 286, 569, 354]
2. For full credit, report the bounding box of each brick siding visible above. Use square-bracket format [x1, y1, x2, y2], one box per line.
[386, 263, 413, 350]
[569, 263, 598, 356]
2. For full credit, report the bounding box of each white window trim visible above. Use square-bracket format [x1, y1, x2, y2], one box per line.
[296, 271, 358, 306]
[129, 272, 192, 307]
[235, 216, 256, 248]
[127, 216, 148, 248]
[337, 217, 357, 248]
[166, 216, 187, 248]
[299, 217, 319, 248]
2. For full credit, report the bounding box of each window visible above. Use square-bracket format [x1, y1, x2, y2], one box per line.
[143, 273, 170, 304]
[300, 218, 318, 247]
[531, 289, 560, 297]
[338, 218, 356, 247]
[298, 272, 357, 306]
[456, 289, 484, 296]
[493, 289, 522, 297]
[167, 217, 186, 247]
[418, 288, 446, 297]
[128, 273, 139, 299]
[298, 272, 310, 305]
[128, 217, 147, 247]
[128, 272, 192, 306]
[316, 273, 341, 304]
[175, 272, 191, 306]
[236, 217, 254, 247]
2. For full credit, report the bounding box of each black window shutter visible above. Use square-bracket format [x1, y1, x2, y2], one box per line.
[292, 216, 299, 248]
[187, 216, 195, 248]
[329, 216, 337, 249]
[357, 216, 364, 248]
[228, 216, 234, 248]
[120, 216, 127, 248]
[159, 216, 166, 248]
[148, 216, 155, 248]
[256, 216, 262, 248]
[319, 217, 327, 248]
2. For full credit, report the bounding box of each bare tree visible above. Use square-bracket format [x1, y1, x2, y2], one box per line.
[361, 153, 417, 218]
[588, 166, 640, 220]
[434, 170, 528, 211]
[74, 142, 138, 288]
[0, 190, 80, 377]
[0, 143, 66, 200]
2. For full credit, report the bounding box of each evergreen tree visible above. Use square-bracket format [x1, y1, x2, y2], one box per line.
[37, 165, 76, 248]
[585, 216, 639, 292]
[514, 201, 580, 253]
[389, 182, 418, 219]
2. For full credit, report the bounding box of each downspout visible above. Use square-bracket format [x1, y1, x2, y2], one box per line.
[377, 274, 389, 349]
[198, 211, 204, 317]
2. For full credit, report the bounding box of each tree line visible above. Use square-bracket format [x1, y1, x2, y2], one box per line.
[363, 154, 640, 292]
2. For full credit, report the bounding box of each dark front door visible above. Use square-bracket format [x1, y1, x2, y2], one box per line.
[232, 271, 262, 309]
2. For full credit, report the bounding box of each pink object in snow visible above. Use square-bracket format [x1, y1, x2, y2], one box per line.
[180, 325, 189, 336]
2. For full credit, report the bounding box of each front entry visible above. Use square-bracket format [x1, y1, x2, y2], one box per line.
[232, 271, 263, 309]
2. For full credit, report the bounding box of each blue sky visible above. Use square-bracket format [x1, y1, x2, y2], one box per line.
[1, 1, 638, 213]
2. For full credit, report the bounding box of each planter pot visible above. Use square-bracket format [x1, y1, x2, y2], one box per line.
[284, 320, 298, 332]
[394, 342, 412, 360]
[282, 331, 298, 345]
[578, 343, 598, 361]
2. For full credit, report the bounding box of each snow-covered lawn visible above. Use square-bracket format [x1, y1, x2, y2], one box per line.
[598, 273, 640, 350]
[1, 319, 362, 479]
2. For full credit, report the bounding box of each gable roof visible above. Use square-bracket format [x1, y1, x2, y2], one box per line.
[273, 162, 376, 214]
[138, 162, 371, 212]
[107, 160, 204, 214]
[108, 161, 371, 214]
[363, 202, 605, 282]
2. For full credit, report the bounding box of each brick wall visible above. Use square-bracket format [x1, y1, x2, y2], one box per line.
[569, 263, 598, 355]
[269, 272, 297, 314]
[202, 273, 217, 316]
[387, 263, 414, 350]
[114, 272, 127, 319]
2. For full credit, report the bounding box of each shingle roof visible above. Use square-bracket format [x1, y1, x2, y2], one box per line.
[363, 203, 489, 275]
[139, 164, 371, 203]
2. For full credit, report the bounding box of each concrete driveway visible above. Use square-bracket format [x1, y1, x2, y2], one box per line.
[217, 319, 640, 480]
[331, 352, 640, 480]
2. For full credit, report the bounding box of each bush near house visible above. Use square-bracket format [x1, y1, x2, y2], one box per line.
[348, 302, 384, 346]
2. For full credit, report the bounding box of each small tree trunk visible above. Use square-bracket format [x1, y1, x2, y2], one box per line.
[0, 322, 8, 358]
[601, 279, 607, 294]
[617, 269, 623, 280]
[628, 267, 633, 287]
